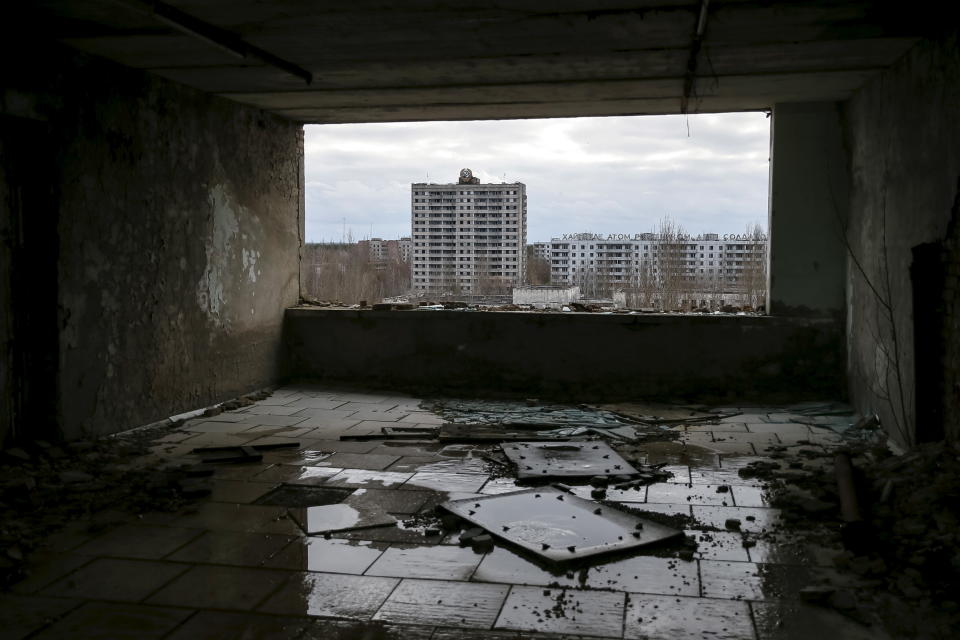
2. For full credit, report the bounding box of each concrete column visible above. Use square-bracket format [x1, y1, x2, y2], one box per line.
[768, 102, 849, 317]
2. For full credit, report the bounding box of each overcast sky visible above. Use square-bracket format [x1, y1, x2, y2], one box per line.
[304, 112, 770, 243]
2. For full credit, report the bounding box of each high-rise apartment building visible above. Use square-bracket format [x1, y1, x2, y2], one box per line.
[411, 169, 527, 295]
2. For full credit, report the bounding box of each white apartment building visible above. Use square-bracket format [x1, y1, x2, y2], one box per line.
[358, 237, 412, 263]
[546, 232, 767, 308]
[531, 242, 551, 260]
[411, 168, 527, 295]
[363, 238, 389, 261]
[398, 237, 412, 262]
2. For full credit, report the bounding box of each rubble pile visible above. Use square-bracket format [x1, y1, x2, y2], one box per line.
[849, 441, 960, 636]
[0, 389, 274, 588]
[0, 436, 175, 586]
[736, 438, 960, 637]
[424, 399, 683, 445]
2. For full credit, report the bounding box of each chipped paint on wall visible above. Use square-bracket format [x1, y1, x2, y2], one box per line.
[197, 184, 240, 326]
[242, 247, 260, 283]
[38, 44, 301, 439]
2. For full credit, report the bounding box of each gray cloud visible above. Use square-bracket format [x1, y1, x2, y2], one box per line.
[304, 113, 770, 243]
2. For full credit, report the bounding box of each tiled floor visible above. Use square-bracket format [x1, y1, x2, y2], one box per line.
[2, 386, 866, 639]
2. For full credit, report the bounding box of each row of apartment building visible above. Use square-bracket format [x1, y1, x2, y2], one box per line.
[533, 233, 766, 286]
[533, 233, 767, 309]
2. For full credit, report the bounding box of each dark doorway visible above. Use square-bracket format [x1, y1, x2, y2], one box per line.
[911, 241, 945, 443]
[1, 115, 60, 444]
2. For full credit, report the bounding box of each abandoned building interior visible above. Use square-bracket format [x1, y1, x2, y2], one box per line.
[2, 1, 959, 638]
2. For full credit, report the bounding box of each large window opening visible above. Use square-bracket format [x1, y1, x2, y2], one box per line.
[303, 113, 770, 312]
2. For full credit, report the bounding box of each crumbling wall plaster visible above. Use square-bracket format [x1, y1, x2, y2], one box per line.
[8, 46, 303, 439]
[845, 35, 960, 446]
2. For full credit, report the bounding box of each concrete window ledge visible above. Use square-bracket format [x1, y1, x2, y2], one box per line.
[283, 307, 844, 402]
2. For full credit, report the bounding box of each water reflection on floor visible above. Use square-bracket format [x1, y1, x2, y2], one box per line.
[16, 388, 867, 639]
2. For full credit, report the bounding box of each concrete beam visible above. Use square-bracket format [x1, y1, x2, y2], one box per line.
[769, 102, 849, 317]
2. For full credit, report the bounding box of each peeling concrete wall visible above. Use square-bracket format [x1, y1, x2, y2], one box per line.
[845, 35, 960, 446]
[285, 309, 844, 402]
[769, 103, 849, 317]
[3, 45, 302, 439]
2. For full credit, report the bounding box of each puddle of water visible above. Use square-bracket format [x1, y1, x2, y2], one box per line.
[268, 537, 389, 573]
[410, 457, 489, 474]
[325, 470, 414, 488]
[436, 444, 475, 458]
[284, 466, 345, 486]
[291, 502, 396, 535]
[266, 449, 334, 466]
[262, 572, 399, 620]
[377, 442, 444, 454]
[626, 441, 720, 467]
[403, 471, 489, 493]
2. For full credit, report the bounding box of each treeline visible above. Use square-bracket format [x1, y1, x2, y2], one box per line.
[301, 243, 410, 304]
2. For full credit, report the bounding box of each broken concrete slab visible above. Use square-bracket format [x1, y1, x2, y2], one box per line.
[501, 441, 638, 480]
[440, 487, 680, 564]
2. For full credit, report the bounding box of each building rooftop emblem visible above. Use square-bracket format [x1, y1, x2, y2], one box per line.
[458, 167, 479, 184]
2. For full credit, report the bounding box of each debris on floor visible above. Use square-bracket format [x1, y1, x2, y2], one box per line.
[425, 399, 639, 430]
[6, 386, 935, 639]
[438, 424, 572, 443]
[341, 426, 439, 441]
[0, 427, 207, 587]
[193, 441, 300, 464]
[716, 434, 960, 638]
[501, 441, 638, 480]
[815, 441, 960, 637]
[600, 402, 726, 424]
[440, 487, 681, 563]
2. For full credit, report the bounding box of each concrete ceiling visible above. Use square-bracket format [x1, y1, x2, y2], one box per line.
[18, 1, 937, 123]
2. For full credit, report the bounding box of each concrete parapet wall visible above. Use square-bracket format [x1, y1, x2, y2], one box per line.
[285, 308, 844, 402]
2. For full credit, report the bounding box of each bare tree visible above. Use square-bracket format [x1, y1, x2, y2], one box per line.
[654, 216, 688, 311]
[302, 241, 412, 305]
[525, 246, 551, 284]
[629, 257, 657, 308]
[737, 222, 768, 310]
